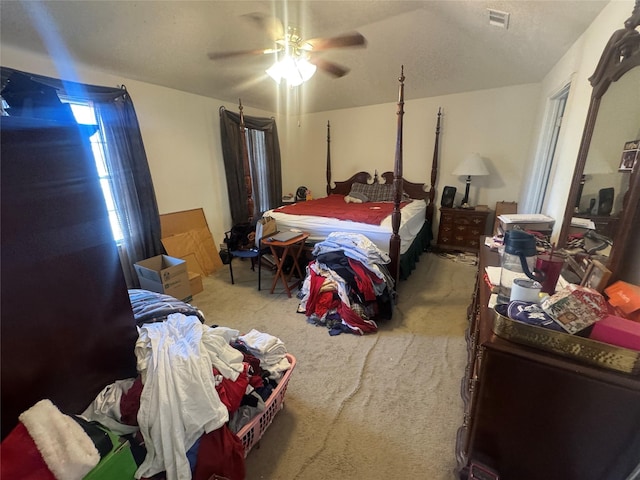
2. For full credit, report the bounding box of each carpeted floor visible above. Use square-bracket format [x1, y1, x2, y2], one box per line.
[191, 251, 477, 480]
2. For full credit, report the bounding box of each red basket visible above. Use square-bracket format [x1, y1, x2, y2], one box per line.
[236, 353, 296, 456]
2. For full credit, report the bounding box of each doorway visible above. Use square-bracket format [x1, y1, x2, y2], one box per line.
[522, 83, 570, 213]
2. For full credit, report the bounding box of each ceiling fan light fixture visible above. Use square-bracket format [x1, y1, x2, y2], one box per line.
[297, 57, 317, 82]
[266, 61, 284, 84]
[266, 55, 317, 87]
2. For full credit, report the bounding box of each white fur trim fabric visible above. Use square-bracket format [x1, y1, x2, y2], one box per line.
[19, 399, 100, 480]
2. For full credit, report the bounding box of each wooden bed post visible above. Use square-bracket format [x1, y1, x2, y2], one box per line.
[389, 66, 405, 283]
[239, 99, 254, 222]
[427, 107, 442, 226]
[326, 121, 332, 196]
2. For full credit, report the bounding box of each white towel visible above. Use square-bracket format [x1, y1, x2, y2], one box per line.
[239, 329, 286, 358]
[238, 329, 290, 379]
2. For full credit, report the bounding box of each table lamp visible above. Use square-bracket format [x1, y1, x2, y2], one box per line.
[452, 153, 490, 208]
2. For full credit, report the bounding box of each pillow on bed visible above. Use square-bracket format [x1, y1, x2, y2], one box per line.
[344, 191, 369, 203]
[349, 182, 394, 202]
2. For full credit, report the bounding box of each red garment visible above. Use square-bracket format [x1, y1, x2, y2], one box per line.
[315, 291, 340, 317]
[338, 302, 378, 334]
[215, 363, 249, 414]
[120, 375, 144, 426]
[347, 258, 377, 301]
[0, 422, 57, 480]
[305, 264, 329, 316]
[237, 351, 265, 389]
[194, 425, 245, 480]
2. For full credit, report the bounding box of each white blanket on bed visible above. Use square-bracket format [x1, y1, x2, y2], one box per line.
[134, 313, 244, 480]
[265, 198, 427, 254]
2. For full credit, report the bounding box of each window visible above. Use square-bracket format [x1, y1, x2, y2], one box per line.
[63, 99, 124, 242]
[246, 129, 269, 213]
[1, 66, 165, 288]
[219, 107, 283, 226]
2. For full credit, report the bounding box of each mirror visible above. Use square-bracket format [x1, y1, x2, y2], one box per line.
[578, 68, 639, 225]
[559, 2, 640, 283]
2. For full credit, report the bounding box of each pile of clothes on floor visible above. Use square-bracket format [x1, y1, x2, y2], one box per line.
[1, 314, 292, 480]
[298, 232, 395, 335]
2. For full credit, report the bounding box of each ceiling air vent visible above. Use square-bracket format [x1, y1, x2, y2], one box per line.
[488, 8, 510, 29]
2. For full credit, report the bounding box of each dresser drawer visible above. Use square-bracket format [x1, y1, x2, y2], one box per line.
[454, 214, 488, 226]
[437, 207, 490, 253]
[440, 212, 455, 225]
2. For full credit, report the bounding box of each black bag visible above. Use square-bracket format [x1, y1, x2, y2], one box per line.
[71, 415, 113, 458]
[225, 222, 255, 251]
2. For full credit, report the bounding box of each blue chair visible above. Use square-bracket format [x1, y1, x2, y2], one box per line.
[224, 228, 269, 290]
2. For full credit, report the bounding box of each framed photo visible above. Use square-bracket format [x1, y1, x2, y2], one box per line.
[565, 255, 589, 284]
[619, 139, 639, 172]
[581, 259, 612, 292]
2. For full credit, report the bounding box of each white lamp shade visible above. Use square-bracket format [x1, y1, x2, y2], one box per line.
[297, 58, 317, 82]
[452, 153, 490, 177]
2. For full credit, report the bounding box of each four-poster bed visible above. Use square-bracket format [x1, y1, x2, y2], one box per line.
[264, 69, 441, 281]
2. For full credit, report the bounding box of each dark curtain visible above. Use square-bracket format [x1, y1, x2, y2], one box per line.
[219, 106, 282, 226]
[0, 67, 165, 287]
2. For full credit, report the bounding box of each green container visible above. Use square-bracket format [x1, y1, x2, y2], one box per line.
[84, 430, 137, 480]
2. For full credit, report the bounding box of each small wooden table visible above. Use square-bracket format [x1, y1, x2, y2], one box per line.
[261, 232, 309, 297]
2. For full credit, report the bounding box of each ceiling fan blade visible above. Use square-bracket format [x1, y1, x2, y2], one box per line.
[241, 12, 284, 40]
[310, 58, 350, 78]
[208, 47, 281, 60]
[305, 32, 366, 52]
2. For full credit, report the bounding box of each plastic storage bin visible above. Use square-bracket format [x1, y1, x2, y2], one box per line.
[237, 354, 296, 456]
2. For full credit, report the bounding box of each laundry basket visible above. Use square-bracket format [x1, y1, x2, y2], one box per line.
[237, 353, 296, 456]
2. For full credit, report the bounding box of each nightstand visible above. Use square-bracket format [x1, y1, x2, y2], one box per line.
[437, 207, 490, 253]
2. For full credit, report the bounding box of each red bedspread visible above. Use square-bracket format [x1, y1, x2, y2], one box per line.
[274, 194, 408, 225]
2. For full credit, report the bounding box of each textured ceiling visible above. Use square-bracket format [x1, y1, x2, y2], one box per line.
[0, 0, 610, 114]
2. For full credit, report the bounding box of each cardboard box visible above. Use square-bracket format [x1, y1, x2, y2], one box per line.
[84, 430, 137, 480]
[134, 255, 191, 301]
[160, 208, 224, 275]
[189, 271, 203, 296]
[590, 315, 640, 351]
[498, 213, 555, 234]
[541, 284, 608, 334]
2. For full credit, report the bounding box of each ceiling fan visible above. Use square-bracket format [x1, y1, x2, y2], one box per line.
[207, 13, 367, 83]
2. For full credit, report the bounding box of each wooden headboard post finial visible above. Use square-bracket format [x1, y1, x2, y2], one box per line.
[238, 99, 254, 223]
[326, 121, 332, 196]
[389, 65, 405, 283]
[427, 107, 442, 226]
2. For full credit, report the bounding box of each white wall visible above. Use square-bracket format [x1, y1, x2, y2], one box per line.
[282, 84, 541, 233]
[524, 0, 634, 242]
[0, 45, 276, 247]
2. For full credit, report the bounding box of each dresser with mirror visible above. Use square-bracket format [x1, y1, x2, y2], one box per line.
[456, 4, 640, 479]
[558, 1, 640, 285]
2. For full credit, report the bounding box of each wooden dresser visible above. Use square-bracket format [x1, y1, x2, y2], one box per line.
[437, 207, 490, 253]
[455, 244, 640, 480]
